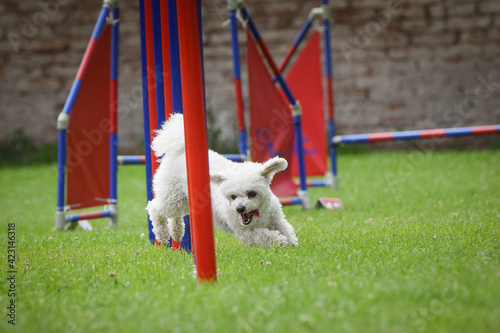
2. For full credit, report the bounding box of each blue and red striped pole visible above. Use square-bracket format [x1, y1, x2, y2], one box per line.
[333, 125, 500, 145]
[66, 210, 114, 222]
[56, 2, 112, 230]
[278, 17, 313, 74]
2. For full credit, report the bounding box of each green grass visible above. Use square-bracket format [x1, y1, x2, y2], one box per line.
[1, 150, 499, 332]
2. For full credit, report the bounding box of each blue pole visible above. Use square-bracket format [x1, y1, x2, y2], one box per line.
[139, 0, 155, 244]
[56, 129, 67, 213]
[322, 0, 337, 180]
[292, 18, 313, 50]
[277, 18, 312, 74]
[294, 116, 308, 193]
[167, 0, 183, 114]
[151, 0, 166, 125]
[229, 9, 248, 157]
[109, 7, 119, 208]
[167, 0, 191, 252]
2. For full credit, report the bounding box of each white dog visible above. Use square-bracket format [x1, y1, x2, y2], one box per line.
[146, 114, 298, 248]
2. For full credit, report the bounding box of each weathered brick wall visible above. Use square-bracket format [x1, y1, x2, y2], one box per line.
[1, 0, 499, 153]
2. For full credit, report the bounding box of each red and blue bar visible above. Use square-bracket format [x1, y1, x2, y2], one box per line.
[117, 154, 244, 164]
[333, 125, 500, 145]
[280, 197, 304, 206]
[118, 155, 146, 165]
[278, 18, 313, 74]
[66, 210, 114, 223]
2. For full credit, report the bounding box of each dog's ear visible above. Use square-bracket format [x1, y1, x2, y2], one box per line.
[261, 157, 288, 181]
[210, 173, 227, 185]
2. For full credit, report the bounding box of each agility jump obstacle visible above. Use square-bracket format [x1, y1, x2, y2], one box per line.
[228, 0, 500, 188]
[228, 0, 309, 208]
[228, 0, 338, 201]
[277, 0, 337, 189]
[55, 0, 119, 230]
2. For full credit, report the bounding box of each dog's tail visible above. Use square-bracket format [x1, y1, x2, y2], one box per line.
[151, 113, 185, 157]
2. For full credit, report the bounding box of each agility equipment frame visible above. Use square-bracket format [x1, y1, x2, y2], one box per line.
[228, 0, 314, 209]
[228, 0, 338, 193]
[55, 0, 119, 230]
[277, 0, 337, 188]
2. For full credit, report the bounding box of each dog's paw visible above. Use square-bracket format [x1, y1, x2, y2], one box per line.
[272, 234, 290, 247]
[152, 222, 170, 245]
[168, 217, 185, 242]
[287, 234, 299, 247]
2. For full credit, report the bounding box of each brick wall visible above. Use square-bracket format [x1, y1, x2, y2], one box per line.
[1, 0, 499, 153]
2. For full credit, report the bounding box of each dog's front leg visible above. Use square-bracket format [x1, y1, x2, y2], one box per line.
[235, 228, 289, 248]
[168, 216, 185, 242]
[147, 199, 171, 244]
[274, 220, 299, 246]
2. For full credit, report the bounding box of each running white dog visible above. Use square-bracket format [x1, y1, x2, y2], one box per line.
[146, 114, 298, 248]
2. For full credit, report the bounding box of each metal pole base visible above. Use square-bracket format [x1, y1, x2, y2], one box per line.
[55, 211, 66, 230]
[108, 204, 118, 228]
[298, 190, 310, 210]
[324, 171, 338, 190]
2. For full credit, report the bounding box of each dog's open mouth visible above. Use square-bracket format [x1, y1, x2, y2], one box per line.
[241, 209, 260, 225]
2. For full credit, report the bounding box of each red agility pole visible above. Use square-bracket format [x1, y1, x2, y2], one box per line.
[176, 0, 217, 283]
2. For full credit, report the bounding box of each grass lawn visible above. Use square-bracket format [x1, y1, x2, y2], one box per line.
[0, 150, 499, 332]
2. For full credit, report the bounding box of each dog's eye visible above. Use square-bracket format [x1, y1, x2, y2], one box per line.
[230, 194, 237, 200]
[247, 191, 257, 199]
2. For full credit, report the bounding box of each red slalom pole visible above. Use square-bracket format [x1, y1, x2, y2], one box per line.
[176, 0, 217, 283]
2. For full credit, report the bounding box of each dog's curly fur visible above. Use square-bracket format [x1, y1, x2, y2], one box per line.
[146, 114, 298, 247]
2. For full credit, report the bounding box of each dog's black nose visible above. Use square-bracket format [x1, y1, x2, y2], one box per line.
[236, 205, 246, 213]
